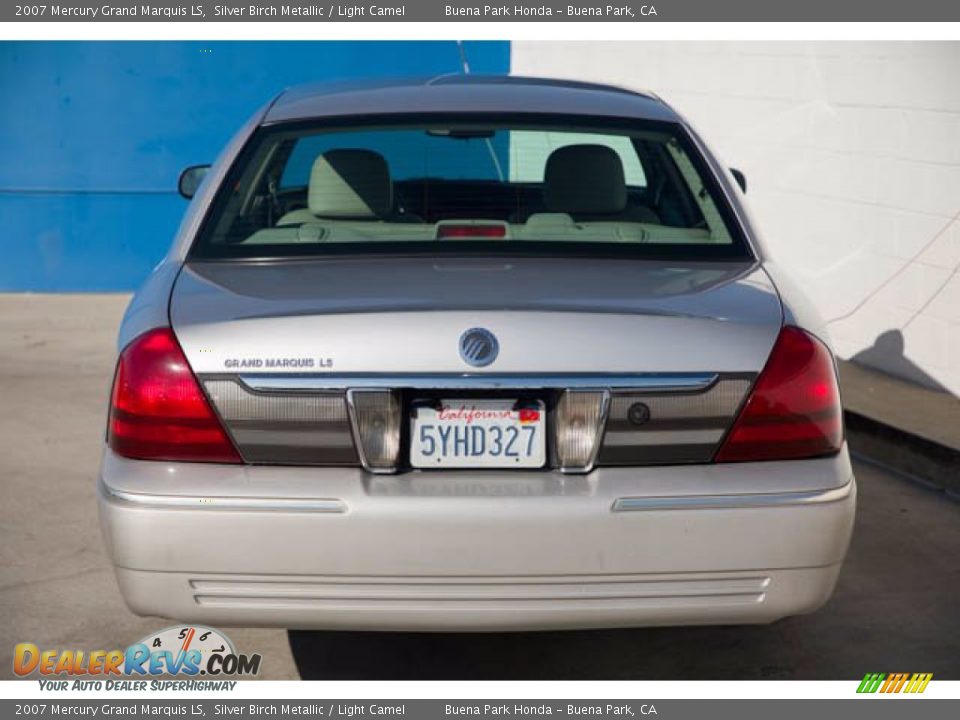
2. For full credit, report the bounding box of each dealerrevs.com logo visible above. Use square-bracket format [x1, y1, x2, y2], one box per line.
[14, 625, 261, 682]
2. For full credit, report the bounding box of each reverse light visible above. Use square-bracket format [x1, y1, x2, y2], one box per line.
[347, 389, 401, 473]
[714, 326, 843, 463]
[108, 328, 242, 463]
[555, 390, 610, 472]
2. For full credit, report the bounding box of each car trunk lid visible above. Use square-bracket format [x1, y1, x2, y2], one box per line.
[168, 257, 782, 469]
[170, 256, 781, 375]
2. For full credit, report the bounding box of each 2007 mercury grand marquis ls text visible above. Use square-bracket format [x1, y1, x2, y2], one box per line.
[98, 76, 855, 631]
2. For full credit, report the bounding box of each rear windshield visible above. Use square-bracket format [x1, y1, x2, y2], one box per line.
[191, 115, 751, 260]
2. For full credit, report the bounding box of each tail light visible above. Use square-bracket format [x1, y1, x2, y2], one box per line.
[714, 326, 843, 463]
[108, 328, 242, 463]
[436, 224, 507, 239]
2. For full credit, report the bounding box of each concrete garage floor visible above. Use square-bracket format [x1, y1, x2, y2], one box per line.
[1, 294, 958, 681]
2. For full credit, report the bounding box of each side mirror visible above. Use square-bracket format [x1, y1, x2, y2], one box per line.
[178, 164, 211, 200]
[730, 168, 747, 194]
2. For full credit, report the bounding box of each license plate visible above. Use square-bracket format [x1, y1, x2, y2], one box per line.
[410, 399, 546, 469]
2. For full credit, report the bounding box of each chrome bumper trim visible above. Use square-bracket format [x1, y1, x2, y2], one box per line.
[612, 478, 854, 512]
[100, 483, 347, 513]
[238, 372, 718, 393]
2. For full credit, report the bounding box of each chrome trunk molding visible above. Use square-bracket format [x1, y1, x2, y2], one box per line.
[238, 372, 719, 393]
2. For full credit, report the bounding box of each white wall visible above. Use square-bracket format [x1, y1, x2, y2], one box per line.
[512, 42, 960, 395]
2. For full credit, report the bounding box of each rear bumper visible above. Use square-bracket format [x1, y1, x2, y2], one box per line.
[98, 447, 856, 631]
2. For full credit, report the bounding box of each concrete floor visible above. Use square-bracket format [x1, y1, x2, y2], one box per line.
[1, 294, 958, 680]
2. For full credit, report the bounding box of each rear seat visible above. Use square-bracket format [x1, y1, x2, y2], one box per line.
[277, 148, 395, 226]
[527, 144, 660, 225]
[243, 145, 665, 245]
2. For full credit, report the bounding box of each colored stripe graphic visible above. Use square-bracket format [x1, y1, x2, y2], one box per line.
[906, 673, 933, 693]
[857, 673, 885, 693]
[857, 672, 932, 694]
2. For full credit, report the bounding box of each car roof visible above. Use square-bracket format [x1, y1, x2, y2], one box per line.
[263, 74, 681, 125]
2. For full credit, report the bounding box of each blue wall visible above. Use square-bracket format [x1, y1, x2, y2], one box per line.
[0, 41, 510, 291]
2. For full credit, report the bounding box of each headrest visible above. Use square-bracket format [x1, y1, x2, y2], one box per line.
[308, 149, 392, 218]
[543, 145, 627, 215]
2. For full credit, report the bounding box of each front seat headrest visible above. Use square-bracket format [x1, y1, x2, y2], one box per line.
[543, 144, 628, 215]
[308, 149, 392, 218]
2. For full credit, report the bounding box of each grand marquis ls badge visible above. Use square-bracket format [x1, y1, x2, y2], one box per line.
[459, 328, 499, 367]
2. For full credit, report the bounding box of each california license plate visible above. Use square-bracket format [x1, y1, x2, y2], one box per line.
[410, 399, 546, 469]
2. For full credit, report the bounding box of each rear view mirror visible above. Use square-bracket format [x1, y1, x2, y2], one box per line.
[178, 164, 211, 199]
[730, 168, 747, 194]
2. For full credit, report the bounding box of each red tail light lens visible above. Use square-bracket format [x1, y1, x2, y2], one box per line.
[436, 225, 507, 239]
[714, 326, 843, 463]
[108, 328, 242, 463]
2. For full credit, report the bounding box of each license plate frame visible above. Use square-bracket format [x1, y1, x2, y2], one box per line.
[409, 398, 547, 469]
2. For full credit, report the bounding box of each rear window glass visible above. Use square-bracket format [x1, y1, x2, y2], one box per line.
[191, 116, 750, 260]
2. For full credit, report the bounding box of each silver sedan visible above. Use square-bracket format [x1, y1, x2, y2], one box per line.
[98, 75, 855, 631]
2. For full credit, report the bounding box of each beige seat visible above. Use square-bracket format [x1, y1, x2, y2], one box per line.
[533, 144, 660, 224]
[278, 149, 393, 226]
